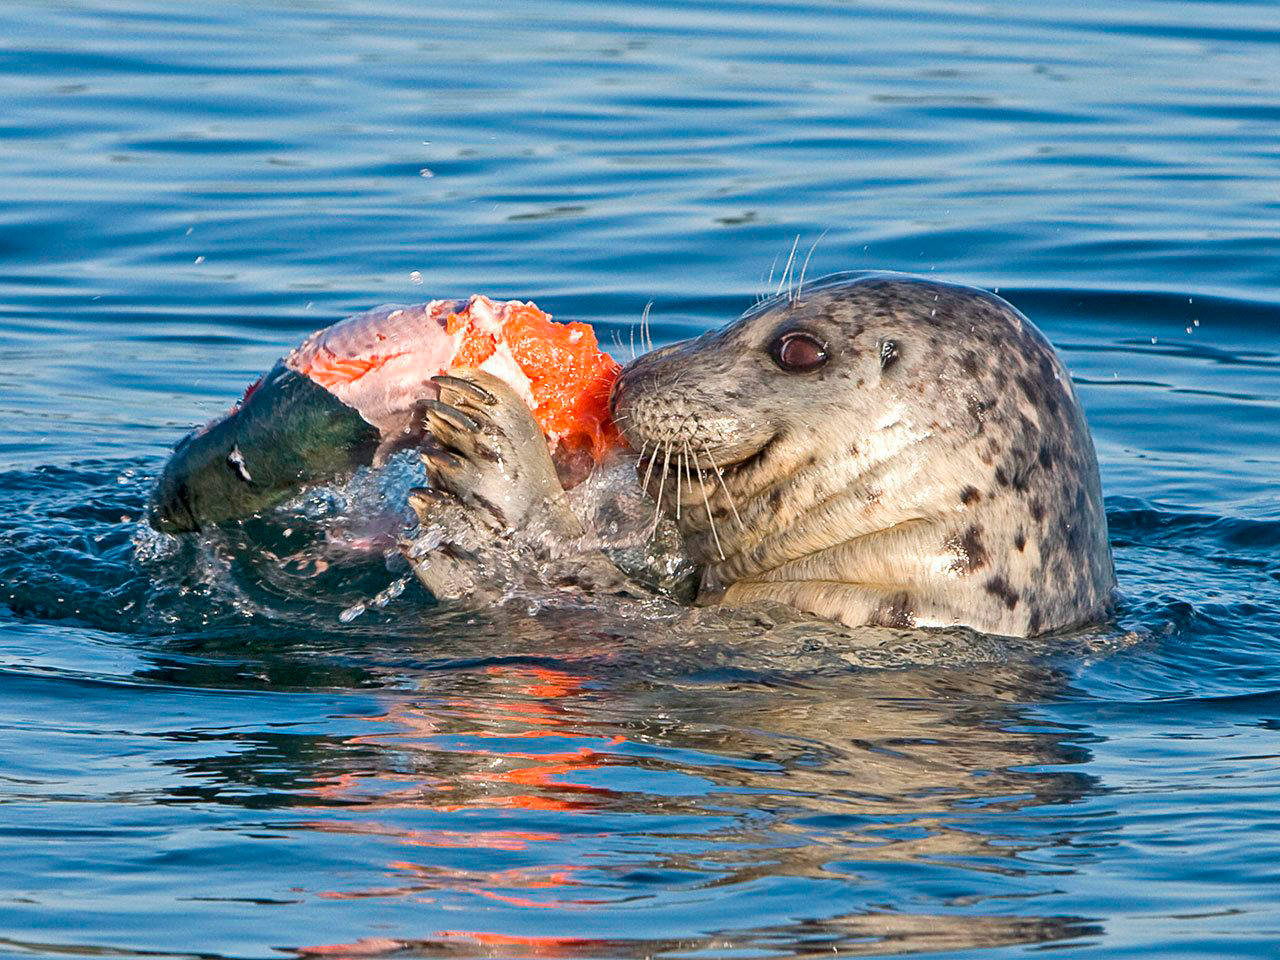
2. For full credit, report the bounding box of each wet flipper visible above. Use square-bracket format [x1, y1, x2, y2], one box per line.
[403, 369, 649, 603]
[402, 486, 501, 603]
[424, 369, 582, 537]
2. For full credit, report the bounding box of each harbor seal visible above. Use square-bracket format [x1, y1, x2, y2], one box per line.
[408, 272, 1115, 638]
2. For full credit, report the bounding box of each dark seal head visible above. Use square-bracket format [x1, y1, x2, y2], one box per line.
[609, 272, 1115, 637]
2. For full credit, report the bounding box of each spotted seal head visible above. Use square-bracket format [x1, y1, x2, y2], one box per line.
[608, 272, 1115, 637]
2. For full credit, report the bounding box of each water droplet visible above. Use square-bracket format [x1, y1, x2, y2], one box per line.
[338, 602, 366, 623]
[371, 576, 409, 608]
[419, 167, 434, 178]
[193, 255, 205, 264]
[409, 270, 423, 284]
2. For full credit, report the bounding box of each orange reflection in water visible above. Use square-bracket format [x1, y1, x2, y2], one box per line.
[299, 664, 622, 918]
[295, 930, 598, 959]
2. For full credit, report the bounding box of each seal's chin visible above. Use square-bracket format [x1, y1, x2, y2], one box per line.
[700, 432, 776, 476]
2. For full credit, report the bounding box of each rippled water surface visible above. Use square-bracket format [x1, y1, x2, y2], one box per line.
[2, 1, 1279, 957]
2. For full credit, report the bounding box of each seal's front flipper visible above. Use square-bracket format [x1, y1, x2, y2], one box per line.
[422, 368, 584, 539]
[402, 486, 507, 603]
[407, 368, 654, 605]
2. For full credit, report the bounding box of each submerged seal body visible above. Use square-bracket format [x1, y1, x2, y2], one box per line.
[407, 272, 1115, 639]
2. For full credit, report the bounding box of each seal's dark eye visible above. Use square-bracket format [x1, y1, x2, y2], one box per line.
[770, 330, 828, 373]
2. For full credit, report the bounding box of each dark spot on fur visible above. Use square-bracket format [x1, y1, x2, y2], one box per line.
[966, 395, 991, 430]
[1030, 498, 1045, 523]
[1016, 373, 1045, 409]
[960, 485, 982, 505]
[1038, 354, 1056, 382]
[873, 591, 915, 628]
[960, 351, 980, 377]
[1037, 442, 1055, 470]
[985, 575, 1020, 611]
[1028, 608, 1044, 635]
[948, 525, 988, 574]
[1045, 389, 1060, 416]
[1014, 530, 1026, 552]
[767, 488, 784, 511]
[995, 465, 1009, 487]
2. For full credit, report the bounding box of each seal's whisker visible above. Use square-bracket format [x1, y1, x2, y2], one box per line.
[652, 441, 671, 534]
[641, 300, 654, 353]
[674, 447, 683, 520]
[703, 442, 745, 531]
[641, 442, 661, 491]
[766, 253, 780, 298]
[687, 440, 725, 561]
[776, 235, 800, 298]
[682, 446, 695, 520]
[793, 229, 828, 305]
[619, 328, 639, 363]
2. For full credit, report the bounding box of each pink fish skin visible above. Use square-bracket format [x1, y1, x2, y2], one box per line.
[286, 300, 465, 444]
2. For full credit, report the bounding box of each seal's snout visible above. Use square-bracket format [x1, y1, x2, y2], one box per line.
[609, 342, 683, 443]
[611, 338, 776, 474]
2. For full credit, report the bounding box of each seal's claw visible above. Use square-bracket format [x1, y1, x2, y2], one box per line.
[432, 373, 497, 407]
[407, 485, 452, 522]
[424, 399, 479, 434]
[413, 368, 585, 544]
[421, 444, 466, 480]
[423, 399, 502, 464]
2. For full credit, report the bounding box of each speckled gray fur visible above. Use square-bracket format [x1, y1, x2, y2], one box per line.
[610, 272, 1116, 637]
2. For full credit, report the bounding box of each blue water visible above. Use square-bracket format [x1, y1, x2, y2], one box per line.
[1, 1, 1279, 957]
